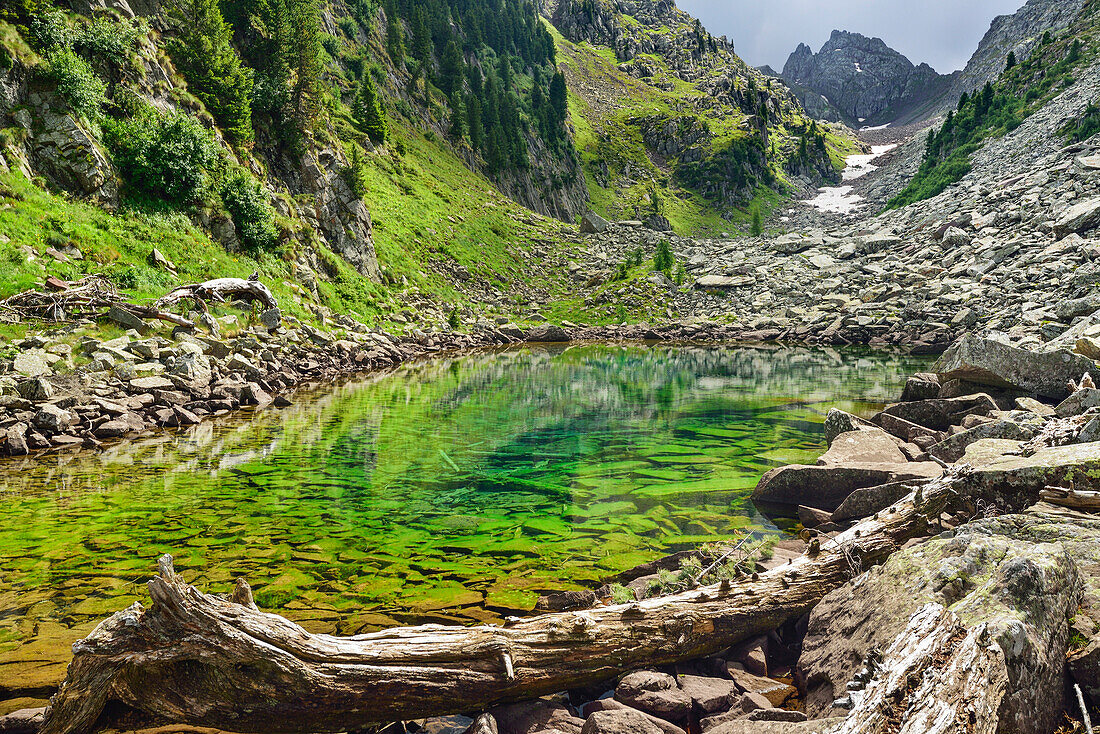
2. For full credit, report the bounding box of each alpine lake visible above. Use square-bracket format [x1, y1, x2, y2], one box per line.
[0, 343, 930, 698]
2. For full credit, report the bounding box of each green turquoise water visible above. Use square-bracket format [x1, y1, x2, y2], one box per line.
[0, 344, 928, 693]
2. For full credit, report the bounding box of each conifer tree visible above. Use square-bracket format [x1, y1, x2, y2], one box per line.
[1005, 51, 1016, 70]
[288, 0, 323, 129]
[385, 0, 404, 64]
[439, 39, 464, 96]
[449, 92, 466, 139]
[170, 0, 254, 143]
[355, 73, 388, 145]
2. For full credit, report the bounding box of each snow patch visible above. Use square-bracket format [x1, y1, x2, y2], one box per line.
[859, 123, 892, 131]
[854, 62, 863, 73]
[804, 144, 899, 215]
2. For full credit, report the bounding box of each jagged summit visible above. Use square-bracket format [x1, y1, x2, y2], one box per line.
[781, 29, 954, 126]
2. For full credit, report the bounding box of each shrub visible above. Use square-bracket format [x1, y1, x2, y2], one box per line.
[343, 144, 369, 198]
[29, 5, 72, 52]
[46, 50, 105, 118]
[221, 172, 278, 251]
[104, 111, 217, 206]
[74, 16, 142, 66]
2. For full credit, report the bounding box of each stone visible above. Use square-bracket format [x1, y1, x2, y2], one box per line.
[1055, 388, 1100, 417]
[1014, 397, 1054, 417]
[129, 376, 174, 391]
[816, 429, 906, 465]
[1054, 196, 1100, 237]
[171, 352, 212, 388]
[695, 275, 752, 289]
[678, 674, 737, 713]
[578, 700, 685, 734]
[739, 692, 772, 712]
[580, 211, 609, 234]
[726, 669, 795, 708]
[1076, 336, 1100, 361]
[875, 412, 945, 444]
[830, 479, 923, 522]
[822, 408, 877, 444]
[5, 423, 29, 455]
[260, 307, 282, 330]
[934, 335, 1100, 400]
[798, 513, 1087, 733]
[241, 383, 273, 408]
[580, 710, 667, 734]
[900, 374, 940, 402]
[1056, 295, 1100, 323]
[12, 350, 51, 377]
[491, 701, 583, 734]
[0, 707, 45, 732]
[615, 671, 691, 722]
[93, 413, 145, 438]
[751, 461, 943, 511]
[32, 404, 71, 432]
[526, 324, 571, 343]
[707, 721, 841, 734]
[877, 393, 998, 432]
[926, 419, 1036, 463]
[16, 378, 52, 402]
[107, 305, 149, 335]
[941, 226, 970, 247]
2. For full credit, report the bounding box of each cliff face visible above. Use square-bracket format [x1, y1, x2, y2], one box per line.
[781, 30, 954, 125]
[936, 0, 1087, 114]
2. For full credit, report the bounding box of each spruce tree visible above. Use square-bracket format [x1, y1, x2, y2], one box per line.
[355, 74, 388, 145]
[449, 92, 466, 139]
[1005, 51, 1016, 71]
[385, 0, 404, 65]
[169, 0, 254, 143]
[439, 39, 464, 97]
[750, 204, 762, 236]
[549, 70, 567, 125]
[466, 93, 484, 150]
[288, 0, 323, 129]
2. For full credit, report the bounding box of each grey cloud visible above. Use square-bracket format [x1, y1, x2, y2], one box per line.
[677, 0, 1027, 73]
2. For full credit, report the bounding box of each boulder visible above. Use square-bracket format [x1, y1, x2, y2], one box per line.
[941, 226, 970, 247]
[107, 305, 149, 335]
[580, 710, 667, 734]
[815, 429, 906, 466]
[580, 211, 609, 234]
[1055, 388, 1100, 418]
[678, 674, 737, 713]
[877, 393, 998, 432]
[739, 692, 772, 712]
[526, 324, 571, 343]
[725, 669, 795, 707]
[830, 479, 922, 522]
[491, 701, 583, 734]
[13, 350, 51, 377]
[695, 275, 752, 289]
[1056, 295, 1100, 323]
[260, 307, 282, 330]
[1054, 196, 1100, 237]
[615, 671, 691, 723]
[900, 374, 940, 402]
[751, 462, 943, 511]
[16, 377, 53, 401]
[933, 335, 1100, 400]
[129, 376, 175, 391]
[822, 408, 879, 445]
[578, 700, 685, 734]
[798, 522, 1080, 732]
[32, 404, 71, 432]
[926, 419, 1036, 463]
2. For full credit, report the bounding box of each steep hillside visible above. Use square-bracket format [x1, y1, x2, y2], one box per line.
[0, 0, 592, 333]
[936, 0, 1087, 114]
[547, 0, 857, 233]
[781, 30, 955, 126]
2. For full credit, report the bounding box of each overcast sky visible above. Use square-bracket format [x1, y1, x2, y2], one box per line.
[677, 0, 1028, 74]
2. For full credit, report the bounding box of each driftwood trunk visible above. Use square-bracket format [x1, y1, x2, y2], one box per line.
[155, 278, 278, 310]
[835, 603, 1007, 734]
[39, 478, 959, 734]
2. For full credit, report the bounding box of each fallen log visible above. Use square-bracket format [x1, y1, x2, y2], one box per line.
[1040, 486, 1100, 511]
[155, 277, 277, 311]
[39, 475, 961, 734]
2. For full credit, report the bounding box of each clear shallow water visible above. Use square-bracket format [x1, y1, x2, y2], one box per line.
[0, 344, 929, 692]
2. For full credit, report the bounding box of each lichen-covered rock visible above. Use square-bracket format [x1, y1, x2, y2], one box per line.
[934, 335, 1100, 400]
[798, 521, 1080, 733]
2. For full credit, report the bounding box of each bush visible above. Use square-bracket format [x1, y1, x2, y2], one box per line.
[74, 16, 143, 66]
[221, 172, 278, 251]
[29, 5, 72, 52]
[46, 50, 105, 118]
[104, 111, 217, 206]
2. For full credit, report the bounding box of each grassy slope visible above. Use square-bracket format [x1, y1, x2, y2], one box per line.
[551, 21, 857, 236]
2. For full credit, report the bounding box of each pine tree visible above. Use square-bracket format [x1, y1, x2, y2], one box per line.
[355, 74, 388, 145]
[466, 93, 484, 150]
[750, 204, 762, 236]
[449, 92, 466, 139]
[439, 39, 464, 96]
[957, 90, 969, 111]
[385, 0, 404, 65]
[549, 70, 567, 126]
[411, 7, 432, 70]
[1005, 51, 1016, 71]
[169, 0, 254, 143]
[288, 0, 323, 129]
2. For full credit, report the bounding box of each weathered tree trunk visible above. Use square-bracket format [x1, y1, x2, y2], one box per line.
[1040, 486, 1100, 511]
[155, 278, 278, 310]
[834, 603, 1008, 734]
[39, 478, 959, 734]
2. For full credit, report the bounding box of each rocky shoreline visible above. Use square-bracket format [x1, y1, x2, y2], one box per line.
[0, 310, 958, 459]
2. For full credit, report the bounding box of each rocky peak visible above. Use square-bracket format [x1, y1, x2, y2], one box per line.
[781, 30, 953, 125]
